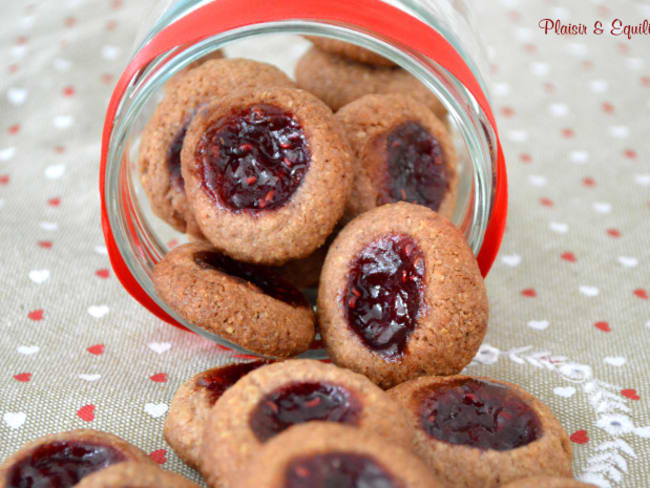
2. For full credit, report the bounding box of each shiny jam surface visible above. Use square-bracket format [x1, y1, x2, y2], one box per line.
[166, 121, 189, 191]
[284, 453, 400, 488]
[382, 121, 448, 211]
[193, 251, 307, 307]
[195, 104, 310, 212]
[419, 379, 542, 451]
[7, 441, 126, 488]
[344, 235, 425, 361]
[249, 382, 362, 442]
[196, 360, 271, 404]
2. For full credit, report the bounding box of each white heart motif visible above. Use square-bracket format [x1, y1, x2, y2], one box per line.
[7, 87, 28, 105]
[527, 320, 550, 331]
[501, 254, 521, 267]
[45, 164, 65, 179]
[507, 130, 528, 143]
[618, 256, 638, 268]
[53, 115, 73, 129]
[29, 269, 50, 284]
[530, 62, 549, 76]
[4, 412, 26, 429]
[101, 45, 120, 60]
[553, 386, 576, 398]
[492, 83, 510, 97]
[549, 222, 569, 234]
[567, 43, 587, 56]
[39, 221, 58, 231]
[569, 150, 589, 164]
[94, 245, 108, 255]
[635, 174, 650, 186]
[528, 175, 547, 187]
[53, 58, 71, 72]
[592, 202, 612, 214]
[609, 125, 629, 138]
[604, 356, 626, 367]
[624, 57, 644, 70]
[144, 403, 168, 418]
[590, 79, 608, 93]
[548, 103, 568, 117]
[0, 147, 15, 161]
[579, 286, 600, 297]
[148, 342, 171, 354]
[79, 374, 101, 382]
[87, 305, 109, 318]
[17, 345, 39, 355]
[11, 45, 27, 59]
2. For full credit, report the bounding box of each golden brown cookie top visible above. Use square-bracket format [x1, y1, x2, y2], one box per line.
[305, 37, 396, 67]
[501, 477, 595, 488]
[74, 462, 200, 488]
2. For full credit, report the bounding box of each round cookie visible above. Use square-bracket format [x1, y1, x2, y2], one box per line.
[164, 360, 272, 468]
[295, 47, 447, 119]
[138, 58, 295, 235]
[0, 429, 154, 488]
[232, 422, 442, 488]
[75, 462, 200, 488]
[336, 94, 458, 222]
[181, 86, 353, 264]
[152, 241, 315, 357]
[317, 202, 488, 388]
[200, 359, 414, 488]
[164, 49, 224, 90]
[502, 478, 595, 488]
[305, 37, 396, 67]
[388, 376, 573, 488]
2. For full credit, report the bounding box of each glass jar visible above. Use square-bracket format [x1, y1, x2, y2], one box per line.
[100, 0, 508, 356]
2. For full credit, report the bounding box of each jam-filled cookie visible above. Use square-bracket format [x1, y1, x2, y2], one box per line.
[318, 202, 488, 388]
[337, 94, 458, 221]
[0, 429, 154, 488]
[388, 376, 573, 487]
[181, 86, 353, 264]
[304, 37, 396, 67]
[295, 47, 446, 119]
[74, 462, 200, 488]
[502, 478, 595, 488]
[152, 241, 315, 357]
[233, 422, 441, 488]
[200, 359, 413, 488]
[139, 59, 295, 236]
[164, 360, 272, 468]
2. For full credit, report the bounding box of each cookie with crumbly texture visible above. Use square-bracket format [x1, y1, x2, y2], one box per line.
[502, 478, 595, 488]
[75, 462, 200, 488]
[388, 376, 574, 488]
[318, 202, 488, 388]
[295, 47, 447, 120]
[181, 86, 353, 265]
[337, 94, 458, 222]
[152, 241, 315, 357]
[200, 359, 414, 488]
[164, 49, 224, 90]
[232, 423, 442, 488]
[164, 360, 272, 469]
[0, 429, 154, 488]
[305, 37, 396, 67]
[139, 59, 295, 235]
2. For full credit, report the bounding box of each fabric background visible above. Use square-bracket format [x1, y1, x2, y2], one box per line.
[0, 0, 648, 486]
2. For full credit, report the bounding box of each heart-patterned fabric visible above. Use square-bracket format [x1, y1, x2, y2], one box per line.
[0, 1, 648, 487]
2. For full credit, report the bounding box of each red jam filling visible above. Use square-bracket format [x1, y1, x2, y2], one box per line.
[284, 453, 400, 488]
[196, 360, 271, 404]
[166, 121, 189, 191]
[249, 382, 362, 442]
[193, 251, 308, 307]
[195, 104, 310, 212]
[382, 121, 449, 211]
[6, 441, 126, 488]
[344, 235, 425, 360]
[419, 379, 542, 451]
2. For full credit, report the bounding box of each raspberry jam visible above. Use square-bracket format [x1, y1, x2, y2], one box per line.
[382, 121, 448, 211]
[284, 453, 399, 488]
[166, 121, 189, 191]
[419, 379, 542, 451]
[193, 251, 308, 307]
[196, 360, 271, 404]
[344, 235, 425, 360]
[249, 382, 362, 442]
[7, 441, 126, 488]
[195, 104, 310, 212]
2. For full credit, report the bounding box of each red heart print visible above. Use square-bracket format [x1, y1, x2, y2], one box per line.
[77, 404, 95, 422]
[634, 289, 648, 300]
[100, 73, 113, 84]
[519, 153, 532, 163]
[540, 198, 553, 207]
[607, 228, 621, 238]
[63, 85, 75, 97]
[28, 309, 43, 321]
[521, 288, 537, 298]
[570, 430, 589, 444]
[38, 241, 52, 249]
[0, 175, 9, 185]
[594, 321, 611, 332]
[149, 449, 166, 464]
[95, 269, 110, 279]
[14, 373, 31, 382]
[582, 177, 595, 187]
[561, 128, 575, 138]
[641, 76, 650, 87]
[64, 16, 76, 28]
[621, 389, 640, 400]
[87, 344, 104, 355]
[54, 145, 65, 154]
[500, 106, 514, 117]
[624, 149, 637, 159]
[8, 124, 20, 135]
[47, 197, 61, 207]
[561, 252, 576, 263]
[601, 102, 614, 113]
[150, 373, 168, 383]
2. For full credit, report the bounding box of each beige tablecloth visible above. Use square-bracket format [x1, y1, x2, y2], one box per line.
[0, 0, 648, 486]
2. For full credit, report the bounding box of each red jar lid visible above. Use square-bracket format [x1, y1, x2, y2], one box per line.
[100, 0, 507, 332]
